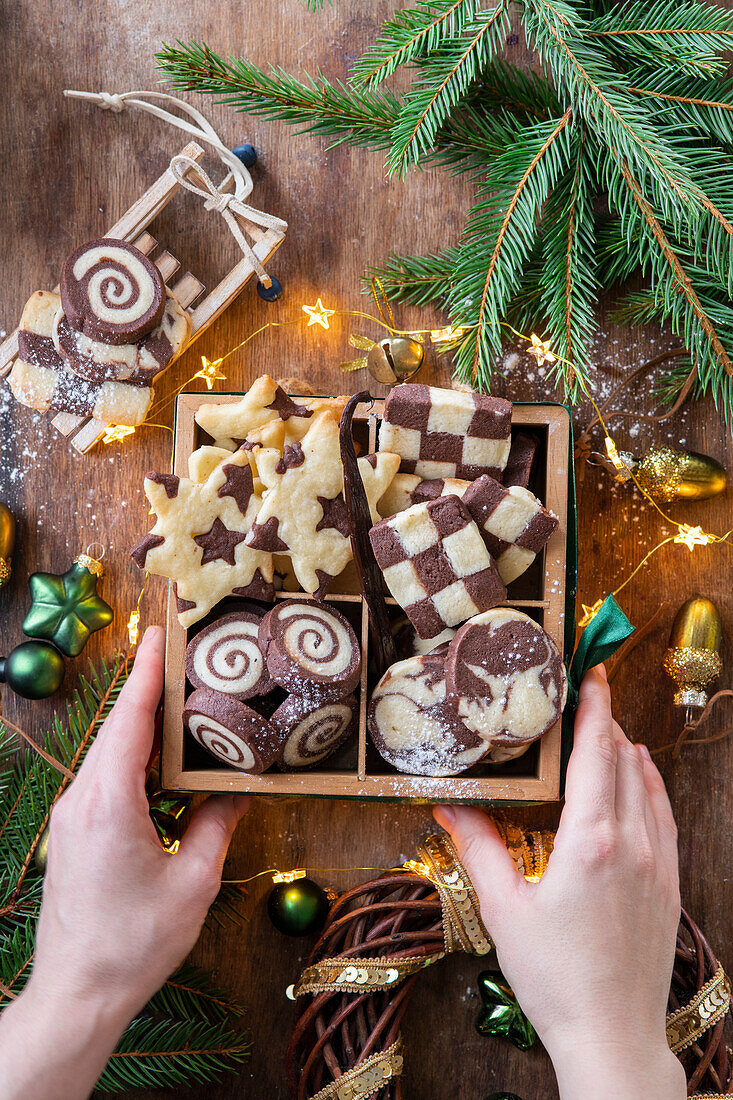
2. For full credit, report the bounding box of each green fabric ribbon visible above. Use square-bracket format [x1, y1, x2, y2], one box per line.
[566, 595, 635, 708]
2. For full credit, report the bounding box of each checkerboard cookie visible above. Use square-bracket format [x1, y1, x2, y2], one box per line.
[183, 687, 283, 773]
[194, 375, 348, 451]
[461, 475, 558, 583]
[369, 495, 506, 638]
[368, 652, 488, 776]
[378, 384, 511, 481]
[503, 432, 539, 488]
[10, 291, 153, 426]
[247, 410, 400, 595]
[445, 608, 567, 761]
[377, 473, 469, 519]
[129, 449, 274, 627]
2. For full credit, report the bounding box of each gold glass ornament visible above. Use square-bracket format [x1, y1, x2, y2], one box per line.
[0, 503, 16, 589]
[366, 336, 424, 385]
[615, 444, 726, 502]
[663, 596, 723, 714]
[35, 824, 50, 873]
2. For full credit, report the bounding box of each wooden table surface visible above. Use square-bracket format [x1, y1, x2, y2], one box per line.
[2, 3, 731, 1097]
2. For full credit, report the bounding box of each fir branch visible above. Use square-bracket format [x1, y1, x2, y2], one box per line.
[365, 247, 462, 306]
[627, 72, 733, 146]
[151, 964, 245, 1023]
[387, 4, 512, 173]
[96, 1017, 249, 1092]
[354, 0, 481, 86]
[156, 42, 402, 149]
[449, 109, 573, 383]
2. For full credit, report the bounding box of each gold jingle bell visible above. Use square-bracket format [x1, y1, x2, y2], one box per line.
[366, 337, 424, 386]
[622, 444, 727, 502]
[663, 596, 723, 711]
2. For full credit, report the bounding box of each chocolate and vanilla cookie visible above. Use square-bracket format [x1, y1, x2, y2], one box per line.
[461, 475, 559, 584]
[185, 612, 275, 700]
[445, 609, 567, 760]
[368, 653, 488, 776]
[369, 495, 506, 638]
[378, 384, 512, 481]
[60, 238, 166, 344]
[53, 290, 189, 385]
[272, 694, 357, 769]
[183, 688, 283, 773]
[258, 600, 361, 702]
[503, 432, 539, 489]
[377, 473, 469, 519]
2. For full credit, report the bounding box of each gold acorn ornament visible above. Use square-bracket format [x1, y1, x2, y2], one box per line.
[663, 596, 723, 721]
[0, 503, 16, 589]
[611, 444, 726, 502]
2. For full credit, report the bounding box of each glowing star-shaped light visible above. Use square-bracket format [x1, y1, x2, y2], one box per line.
[674, 524, 712, 551]
[527, 333, 556, 366]
[194, 356, 227, 391]
[578, 599, 604, 628]
[102, 425, 136, 445]
[302, 298, 335, 330]
[127, 608, 141, 648]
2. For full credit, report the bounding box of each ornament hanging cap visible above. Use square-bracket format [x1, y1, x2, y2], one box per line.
[75, 543, 105, 577]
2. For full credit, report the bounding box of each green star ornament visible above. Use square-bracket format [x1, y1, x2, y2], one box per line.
[22, 554, 114, 658]
[476, 970, 536, 1051]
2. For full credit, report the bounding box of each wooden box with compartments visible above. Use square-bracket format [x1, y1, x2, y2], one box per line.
[161, 392, 575, 803]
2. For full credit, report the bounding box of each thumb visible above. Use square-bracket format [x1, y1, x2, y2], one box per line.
[178, 795, 249, 885]
[433, 805, 522, 929]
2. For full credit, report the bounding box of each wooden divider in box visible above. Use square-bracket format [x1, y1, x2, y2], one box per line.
[162, 393, 570, 803]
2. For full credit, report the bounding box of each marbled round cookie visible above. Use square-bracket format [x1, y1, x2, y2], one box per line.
[60, 238, 166, 344]
[368, 653, 488, 776]
[53, 290, 190, 385]
[183, 688, 283, 773]
[185, 612, 275, 700]
[272, 694, 357, 770]
[259, 600, 361, 702]
[445, 609, 567, 759]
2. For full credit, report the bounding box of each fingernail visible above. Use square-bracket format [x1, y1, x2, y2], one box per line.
[433, 804, 455, 829]
[638, 743, 652, 762]
[596, 663, 608, 680]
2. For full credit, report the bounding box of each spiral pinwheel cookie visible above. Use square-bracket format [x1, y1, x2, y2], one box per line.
[183, 688, 283, 773]
[60, 238, 166, 344]
[194, 375, 349, 451]
[272, 694, 357, 769]
[129, 449, 274, 627]
[461, 475, 559, 584]
[368, 653, 488, 776]
[445, 609, 567, 759]
[10, 291, 153, 426]
[52, 290, 190, 385]
[185, 611, 275, 700]
[258, 600, 361, 702]
[379, 384, 512, 481]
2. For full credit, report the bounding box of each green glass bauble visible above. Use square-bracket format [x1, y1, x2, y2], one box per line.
[35, 824, 51, 873]
[0, 642, 65, 699]
[267, 878, 330, 937]
[477, 970, 536, 1051]
[22, 556, 113, 658]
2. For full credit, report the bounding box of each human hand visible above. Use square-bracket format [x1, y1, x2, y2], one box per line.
[434, 666, 686, 1100]
[0, 626, 248, 1100]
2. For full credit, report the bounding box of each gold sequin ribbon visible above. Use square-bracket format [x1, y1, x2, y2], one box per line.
[494, 821, 555, 882]
[417, 834, 493, 956]
[666, 966, 732, 1054]
[293, 953, 442, 997]
[310, 1040, 403, 1100]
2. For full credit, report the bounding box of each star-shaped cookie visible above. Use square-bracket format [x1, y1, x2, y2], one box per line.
[130, 449, 274, 627]
[246, 410, 400, 594]
[194, 375, 348, 450]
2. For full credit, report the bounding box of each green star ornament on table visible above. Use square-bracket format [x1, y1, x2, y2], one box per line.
[22, 553, 114, 658]
[476, 970, 536, 1051]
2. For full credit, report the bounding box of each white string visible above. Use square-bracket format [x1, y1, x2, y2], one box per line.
[63, 89, 288, 284]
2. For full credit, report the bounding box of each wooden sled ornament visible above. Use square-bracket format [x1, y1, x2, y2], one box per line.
[0, 141, 286, 453]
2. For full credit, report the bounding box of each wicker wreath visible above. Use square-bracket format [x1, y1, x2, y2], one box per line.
[285, 827, 732, 1100]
